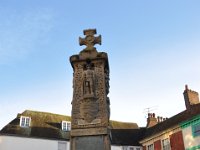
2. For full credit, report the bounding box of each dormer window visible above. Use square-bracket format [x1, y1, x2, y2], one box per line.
[20, 116, 31, 127]
[62, 121, 71, 131]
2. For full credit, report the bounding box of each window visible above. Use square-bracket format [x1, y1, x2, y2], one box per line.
[192, 123, 200, 137]
[20, 116, 31, 127]
[62, 121, 71, 131]
[136, 148, 140, 150]
[162, 138, 171, 150]
[129, 147, 134, 150]
[147, 144, 154, 150]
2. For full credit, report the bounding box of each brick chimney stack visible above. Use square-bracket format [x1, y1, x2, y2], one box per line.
[183, 85, 200, 110]
[146, 113, 157, 128]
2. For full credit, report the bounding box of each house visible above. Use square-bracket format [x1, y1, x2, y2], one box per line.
[140, 85, 200, 150]
[180, 113, 200, 149]
[0, 110, 71, 150]
[111, 129, 145, 150]
[0, 110, 143, 150]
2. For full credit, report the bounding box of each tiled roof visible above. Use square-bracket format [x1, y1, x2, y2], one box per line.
[143, 103, 200, 139]
[111, 128, 146, 146]
[110, 120, 138, 129]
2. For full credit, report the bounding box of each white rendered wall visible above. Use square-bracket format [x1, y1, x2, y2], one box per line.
[0, 135, 69, 150]
[182, 126, 200, 149]
[111, 145, 142, 150]
[0, 135, 141, 150]
[111, 146, 122, 150]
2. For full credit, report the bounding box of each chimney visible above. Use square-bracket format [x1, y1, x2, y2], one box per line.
[183, 85, 200, 110]
[146, 113, 157, 128]
[157, 116, 168, 123]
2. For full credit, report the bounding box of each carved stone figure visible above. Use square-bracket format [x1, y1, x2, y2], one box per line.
[82, 64, 95, 97]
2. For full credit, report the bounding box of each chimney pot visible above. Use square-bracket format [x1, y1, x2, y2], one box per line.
[153, 113, 155, 117]
[185, 84, 188, 90]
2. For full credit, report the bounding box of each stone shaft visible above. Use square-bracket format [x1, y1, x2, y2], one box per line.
[70, 29, 111, 150]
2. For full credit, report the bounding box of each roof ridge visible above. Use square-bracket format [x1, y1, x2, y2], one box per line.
[110, 120, 137, 124]
[22, 110, 71, 118]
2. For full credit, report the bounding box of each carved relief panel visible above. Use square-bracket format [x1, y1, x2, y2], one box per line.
[71, 58, 110, 129]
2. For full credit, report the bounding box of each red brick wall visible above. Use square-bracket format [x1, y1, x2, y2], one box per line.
[170, 131, 184, 150]
[154, 140, 161, 150]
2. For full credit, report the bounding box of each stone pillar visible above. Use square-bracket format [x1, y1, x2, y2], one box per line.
[70, 29, 111, 150]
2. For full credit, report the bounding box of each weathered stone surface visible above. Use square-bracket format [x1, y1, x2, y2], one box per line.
[70, 29, 111, 150]
[78, 29, 101, 59]
[74, 136, 104, 150]
[71, 135, 111, 150]
[71, 128, 109, 137]
[70, 58, 110, 129]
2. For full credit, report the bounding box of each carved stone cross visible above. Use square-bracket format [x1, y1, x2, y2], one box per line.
[79, 29, 101, 50]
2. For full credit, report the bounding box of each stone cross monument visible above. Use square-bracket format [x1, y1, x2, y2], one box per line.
[70, 29, 111, 150]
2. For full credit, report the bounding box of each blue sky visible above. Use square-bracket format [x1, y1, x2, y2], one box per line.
[0, 0, 200, 129]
